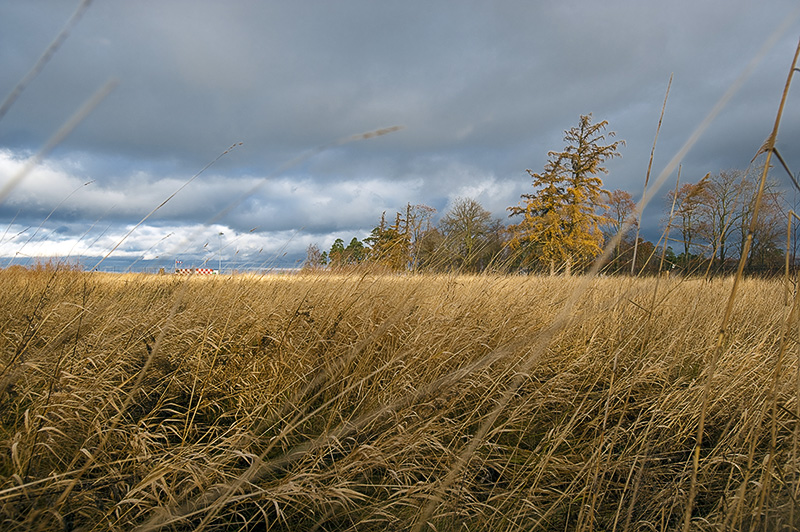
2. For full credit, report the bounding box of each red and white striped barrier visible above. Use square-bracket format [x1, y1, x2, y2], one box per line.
[175, 268, 218, 275]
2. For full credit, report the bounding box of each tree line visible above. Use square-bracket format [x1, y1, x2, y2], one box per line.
[304, 200, 506, 273]
[305, 114, 790, 275]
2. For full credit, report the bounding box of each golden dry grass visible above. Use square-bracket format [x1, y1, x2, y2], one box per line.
[0, 267, 798, 531]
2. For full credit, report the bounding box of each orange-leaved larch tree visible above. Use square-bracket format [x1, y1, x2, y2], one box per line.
[508, 114, 624, 274]
[365, 211, 410, 271]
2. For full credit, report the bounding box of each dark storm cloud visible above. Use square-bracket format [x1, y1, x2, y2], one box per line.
[1, 1, 799, 268]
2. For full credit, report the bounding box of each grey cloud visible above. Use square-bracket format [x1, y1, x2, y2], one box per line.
[1, 1, 799, 269]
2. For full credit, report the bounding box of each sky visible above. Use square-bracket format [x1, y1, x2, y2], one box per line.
[1, 1, 800, 272]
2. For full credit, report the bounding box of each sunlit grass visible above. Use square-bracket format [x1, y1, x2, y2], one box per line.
[0, 267, 797, 531]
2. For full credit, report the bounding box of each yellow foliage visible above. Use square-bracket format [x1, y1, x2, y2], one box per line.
[509, 114, 623, 272]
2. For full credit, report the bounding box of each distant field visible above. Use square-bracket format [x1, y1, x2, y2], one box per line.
[0, 268, 797, 531]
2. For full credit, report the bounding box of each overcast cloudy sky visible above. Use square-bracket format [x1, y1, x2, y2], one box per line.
[1, 1, 799, 271]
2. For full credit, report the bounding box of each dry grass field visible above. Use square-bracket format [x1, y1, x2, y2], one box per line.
[0, 267, 798, 531]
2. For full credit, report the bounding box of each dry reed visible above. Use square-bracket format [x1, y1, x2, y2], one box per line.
[0, 268, 796, 531]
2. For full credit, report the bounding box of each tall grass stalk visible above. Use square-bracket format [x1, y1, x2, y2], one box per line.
[684, 36, 800, 532]
[0, 79, 117, 206]
[0, 0, 94, 123]
[0, 270, 796, 530]
[631, 73, 672, 275]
